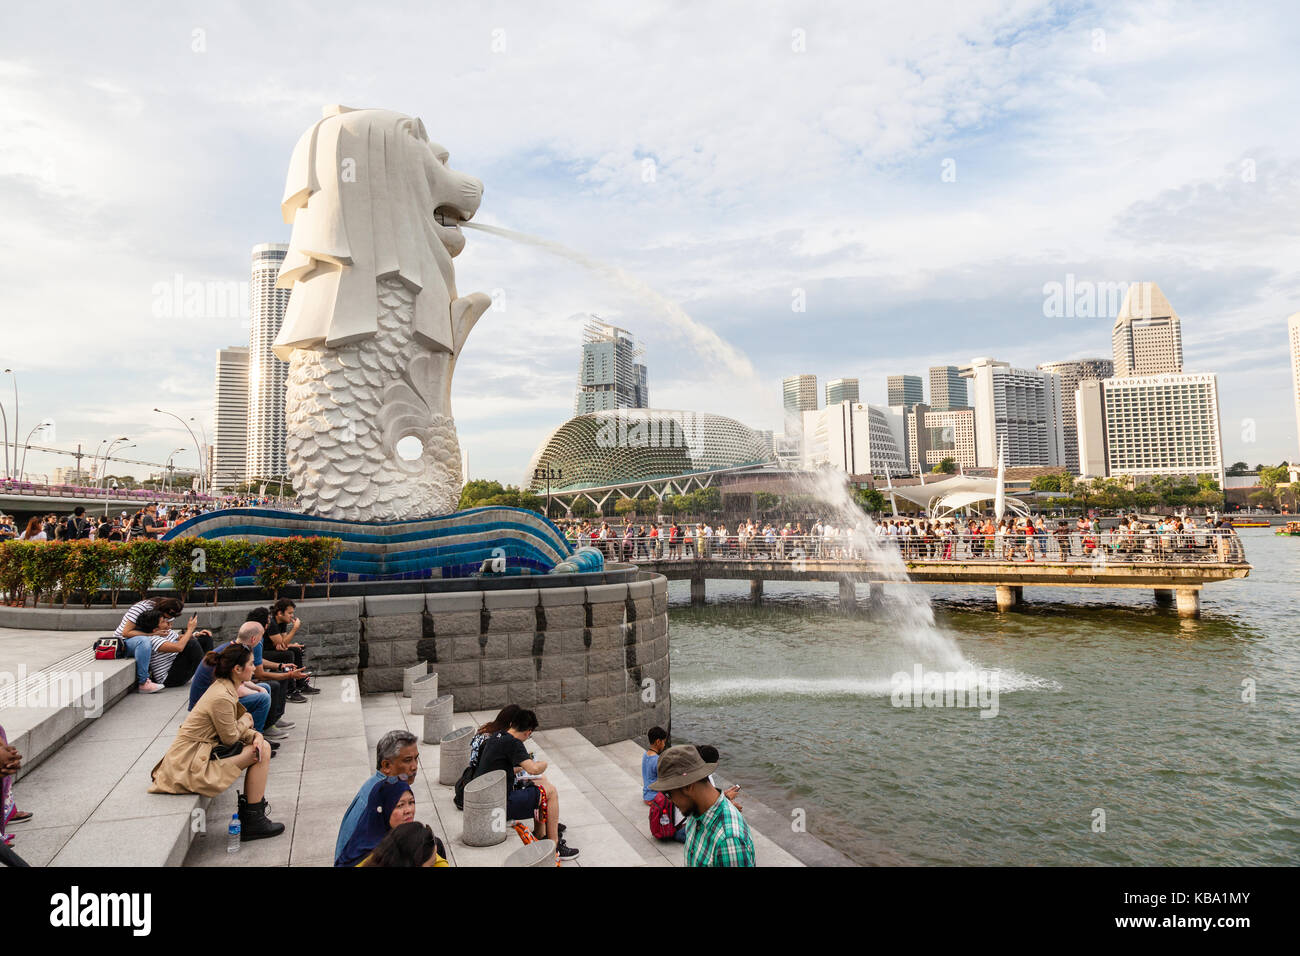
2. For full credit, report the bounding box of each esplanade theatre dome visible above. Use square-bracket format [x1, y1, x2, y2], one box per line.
[525, 409, 774, 492]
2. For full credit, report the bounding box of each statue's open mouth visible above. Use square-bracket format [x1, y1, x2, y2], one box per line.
[433, 205, 466, 230]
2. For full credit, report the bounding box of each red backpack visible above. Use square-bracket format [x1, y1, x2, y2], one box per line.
[648, 791, 678, 839]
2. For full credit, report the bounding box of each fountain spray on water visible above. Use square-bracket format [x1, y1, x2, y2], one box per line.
[800, 469, 967, 671]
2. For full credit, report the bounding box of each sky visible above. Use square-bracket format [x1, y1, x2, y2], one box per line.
[2, 0, 1298, 486]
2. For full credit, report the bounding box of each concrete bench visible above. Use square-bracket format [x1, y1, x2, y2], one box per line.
[420, 694, 454, 744]
[438, 725, 475, 785]
[506, 838, 556, 867]
[461, 769, 507, 847]
[402, 662, 429, 697]
[409, 672, 439, 714]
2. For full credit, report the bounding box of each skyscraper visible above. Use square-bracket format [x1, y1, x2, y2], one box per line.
[960, 357, 1064, 468]
[782, 375, 818, 417]
[1080, 286, 1223, 484]
[213, 345, 249, 492]
[574, 317, 649, 415]
[928, 365, 969, 410]
[246, 243, 291, 484]
[1037, 358, 1114, 474]
[907, 404, 977, 472]
[782, 374, 818, 451]
[1075, 373, 1224, 485]
[825, 378, 859, 406]
[801, 402, 906, 476]
[1289, 313, 1300, 460]
[887, 374, 924, 406]
[1112, 282, 1183, 376]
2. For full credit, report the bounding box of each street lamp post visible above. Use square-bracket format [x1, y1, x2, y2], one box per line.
[190, 417, 209, 495]
[19, 421, 50, 481]
[90, 439, 108, 485]
[92, 436, 127, 489]
[3, 369, 16, 482]
[100, 437, 130, 488]
[0, 400, 8, 480]
[154, 408, 203, 495]
[163, 447, 185, 494]
[533, 467, 562, 520]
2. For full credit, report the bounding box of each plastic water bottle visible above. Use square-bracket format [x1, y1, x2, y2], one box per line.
[227, 813, 241, 854]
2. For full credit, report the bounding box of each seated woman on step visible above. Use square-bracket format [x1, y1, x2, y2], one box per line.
[148, 643, 284, 842]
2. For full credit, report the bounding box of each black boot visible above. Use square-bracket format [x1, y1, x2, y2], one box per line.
[238, 792, 285, 842]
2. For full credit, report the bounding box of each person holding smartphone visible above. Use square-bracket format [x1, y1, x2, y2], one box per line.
[149, 643, 284, 841]
[134, 607, 213, 688]
[263, 599, 319, 700]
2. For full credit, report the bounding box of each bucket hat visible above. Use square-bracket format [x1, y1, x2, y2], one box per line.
[648, 745, 717, 791]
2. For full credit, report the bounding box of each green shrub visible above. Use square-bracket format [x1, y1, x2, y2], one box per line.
[0, 534, 343, 607]
[254, 538, 295, 599]
[124, 540, 167, 599]
[167, 537, 206, 601]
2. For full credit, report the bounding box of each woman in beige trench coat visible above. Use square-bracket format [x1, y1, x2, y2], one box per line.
[149, 642, 285, 841]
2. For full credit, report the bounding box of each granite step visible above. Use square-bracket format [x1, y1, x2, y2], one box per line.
[1, 644, 135, 781]
[8, 686, 208, 866]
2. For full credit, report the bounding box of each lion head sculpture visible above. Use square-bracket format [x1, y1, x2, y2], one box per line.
[272, 105, 484, 358]
[269, 105, 491, 521]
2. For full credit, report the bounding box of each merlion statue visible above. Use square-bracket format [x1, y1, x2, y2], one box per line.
[272, 105, 490, 520]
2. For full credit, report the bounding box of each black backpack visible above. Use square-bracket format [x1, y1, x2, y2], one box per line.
[453, 764, 475, 811]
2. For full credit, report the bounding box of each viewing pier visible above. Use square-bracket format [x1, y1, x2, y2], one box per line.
[619, 534, 1250, 617]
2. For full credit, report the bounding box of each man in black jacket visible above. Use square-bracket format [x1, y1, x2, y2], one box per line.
[66, 506, 91, 540]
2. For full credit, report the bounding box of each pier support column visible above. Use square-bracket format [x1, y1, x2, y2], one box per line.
[866, 582, 886, 612]
[749, 578, 763, 606]
[1153, 588, 1174, 607]
[838, 577, 857, 613]
[690, 573, 706, 607]
[1175, 587, 1201, 619]
[995, 585, 1023, 612]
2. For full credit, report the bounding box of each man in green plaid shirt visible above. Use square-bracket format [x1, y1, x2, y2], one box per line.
[649, 744, 756, 867]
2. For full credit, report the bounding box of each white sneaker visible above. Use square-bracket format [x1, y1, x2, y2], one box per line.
[139, 681, 165, 694]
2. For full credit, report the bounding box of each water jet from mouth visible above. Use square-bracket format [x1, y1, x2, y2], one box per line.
[462, 221, 756, 380]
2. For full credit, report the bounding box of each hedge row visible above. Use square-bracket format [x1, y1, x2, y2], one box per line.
[0, 536, 343, 608]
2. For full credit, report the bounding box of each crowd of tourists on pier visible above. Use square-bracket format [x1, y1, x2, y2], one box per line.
[0, 495, 294, 544]
[557, 513, 1244, 565]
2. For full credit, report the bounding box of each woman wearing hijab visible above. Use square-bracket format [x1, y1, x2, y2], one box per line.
[336, 777, 417, 867]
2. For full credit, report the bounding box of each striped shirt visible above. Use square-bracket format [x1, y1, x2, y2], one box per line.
[114, 598, 156, 638]
[684, 791, 755, 867]
[148, 632, 180, 683]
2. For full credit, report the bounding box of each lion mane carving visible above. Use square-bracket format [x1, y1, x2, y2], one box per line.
[272, 105, 490, 520]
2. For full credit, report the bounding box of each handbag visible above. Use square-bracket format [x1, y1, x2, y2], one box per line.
[211, 741, 245, 760]
[94, 636, 126, 660]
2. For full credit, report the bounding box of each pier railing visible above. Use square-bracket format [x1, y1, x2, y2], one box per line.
[578, 532, 1248, 566]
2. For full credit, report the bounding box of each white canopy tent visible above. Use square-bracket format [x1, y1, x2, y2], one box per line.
[879, 475, 1031, 520]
